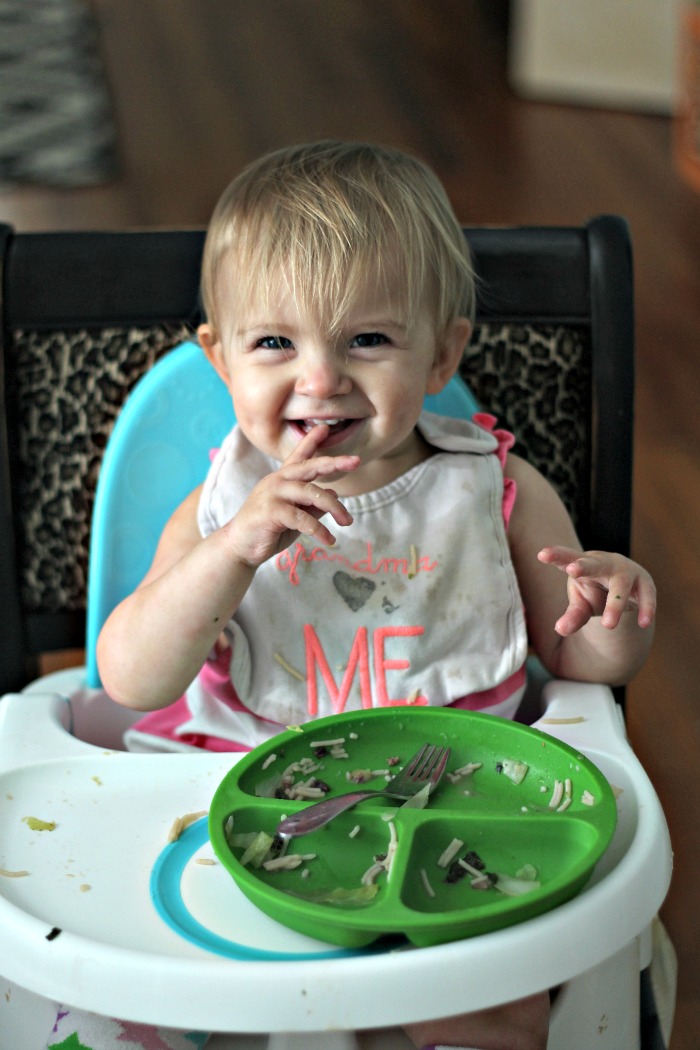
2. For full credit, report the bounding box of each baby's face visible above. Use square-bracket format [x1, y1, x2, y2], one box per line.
[205, 269, 467, 495]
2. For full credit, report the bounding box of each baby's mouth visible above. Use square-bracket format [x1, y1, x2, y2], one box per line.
[290, 417, 363, 449]
[297, 418, 354, 435]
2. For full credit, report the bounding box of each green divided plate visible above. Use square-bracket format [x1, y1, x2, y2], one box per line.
[209, 707, 617, 948]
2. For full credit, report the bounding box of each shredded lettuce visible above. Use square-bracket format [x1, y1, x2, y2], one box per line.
[400, 783, 432, 809]
[254, 774, 285, 798]
[501, 759, 529, 785]
[229, 831, 258, 849]
[494, 872, 541, 897]
[240, 831, 275, 868]
[515, 863, 538, 881]
[290, 884, 380, 908]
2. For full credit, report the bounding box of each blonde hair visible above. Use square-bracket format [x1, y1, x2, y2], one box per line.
[200, 140, 475, 338]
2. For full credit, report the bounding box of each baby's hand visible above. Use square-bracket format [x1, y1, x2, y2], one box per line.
[538, 546, 656, 636]
[226, 424, 360, 568]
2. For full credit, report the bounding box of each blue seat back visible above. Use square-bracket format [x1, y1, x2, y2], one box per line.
[86, 340, 478, 686]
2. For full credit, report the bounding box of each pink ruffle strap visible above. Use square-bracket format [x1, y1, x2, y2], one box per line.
[472, 413, 517, 528]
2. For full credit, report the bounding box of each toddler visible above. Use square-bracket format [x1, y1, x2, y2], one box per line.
[49, 141, 655, 1050]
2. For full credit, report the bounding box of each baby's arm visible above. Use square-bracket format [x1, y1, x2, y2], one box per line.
[97, 425, 359, 710]
[507, 454, 655, 685]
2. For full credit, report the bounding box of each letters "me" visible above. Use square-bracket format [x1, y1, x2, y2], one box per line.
[304, 623, 426, 714]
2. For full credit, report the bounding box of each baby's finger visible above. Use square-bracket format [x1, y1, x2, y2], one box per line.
[537, 546, 582, 571]
[282, 505, 339, 547]
[600, 573, 634, 629]
[291, 453, 361, 482]
[294, 481, 354, 528]
[635, 575, 657, 628]
[282, 425, 361, 483]
[554, 596, 594, 636]
[284, 422, 362, 473]
[283, 422, 332, 465]
[301, 515, 340, 546]
[563, 554, 610, 580]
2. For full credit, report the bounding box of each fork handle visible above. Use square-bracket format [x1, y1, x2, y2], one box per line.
[276, 788, 390, 837]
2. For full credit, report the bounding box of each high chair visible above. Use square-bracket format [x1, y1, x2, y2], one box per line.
[0, 217, 673, 1048]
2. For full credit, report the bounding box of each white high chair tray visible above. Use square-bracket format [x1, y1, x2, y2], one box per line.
[0, 678, 671, 1033]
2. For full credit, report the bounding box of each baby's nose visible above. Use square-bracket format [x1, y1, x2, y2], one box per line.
[295, 356, 352, 398]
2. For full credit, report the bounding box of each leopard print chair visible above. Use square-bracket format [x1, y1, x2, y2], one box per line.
[0, 217, 634, 696]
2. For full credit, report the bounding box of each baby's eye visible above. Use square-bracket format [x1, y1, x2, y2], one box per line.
[351, 332, 388, 348]
[255, 335, 294, 350]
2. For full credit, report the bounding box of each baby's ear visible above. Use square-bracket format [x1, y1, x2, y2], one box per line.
[198, 323, 232, 389]
[426, 317, 472, 394]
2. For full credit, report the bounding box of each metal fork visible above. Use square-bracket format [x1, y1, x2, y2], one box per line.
[276, 743, 450, 838]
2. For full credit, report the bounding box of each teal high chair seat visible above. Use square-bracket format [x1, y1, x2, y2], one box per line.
[0, 218, 673, 1048]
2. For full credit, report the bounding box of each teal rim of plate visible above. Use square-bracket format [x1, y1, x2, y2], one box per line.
[149, 817, 395, 961]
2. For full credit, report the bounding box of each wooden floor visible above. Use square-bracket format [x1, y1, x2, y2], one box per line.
[4, 2, 700, 1045]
